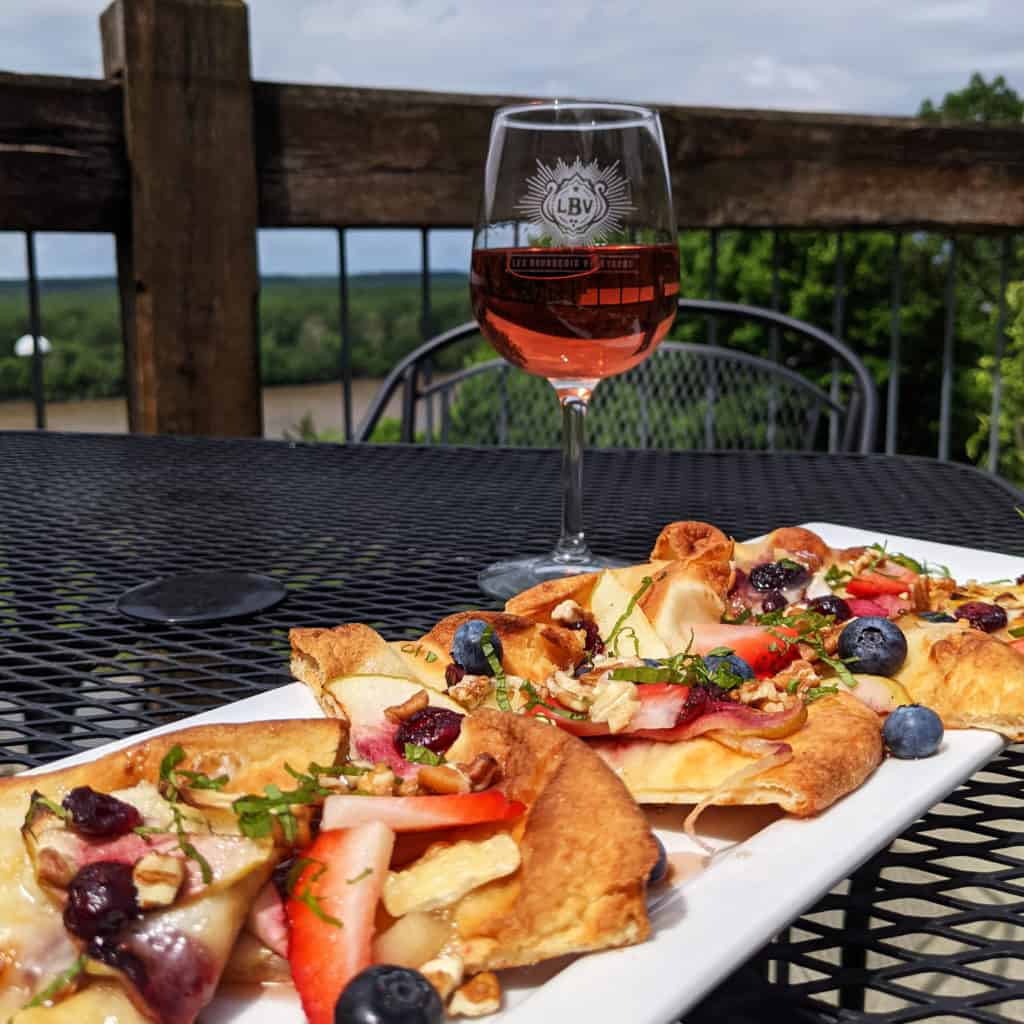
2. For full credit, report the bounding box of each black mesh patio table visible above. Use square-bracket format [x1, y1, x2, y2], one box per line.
[2, 431, 1023, 1023]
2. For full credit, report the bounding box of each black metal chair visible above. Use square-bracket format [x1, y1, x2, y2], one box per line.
[356, 299, 878, 453]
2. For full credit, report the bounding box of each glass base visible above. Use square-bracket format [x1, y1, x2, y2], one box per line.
[478, 551, 629, 601]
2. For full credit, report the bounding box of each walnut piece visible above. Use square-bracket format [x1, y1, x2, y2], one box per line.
[417, 764, 470, 795]
[385, 688, 429, 723]
[449, 972, 502, 1018]
[133, 852, 185, 908]
[419, 953, 464, 1001]
[448, 674, 494, 711]
[547, 670, 593, 713]
[460, 753, 501, 792]
[551, 599, 585, 627]
[356, 763, 399, 796]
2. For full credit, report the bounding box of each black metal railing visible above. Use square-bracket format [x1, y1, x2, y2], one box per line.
[6, 225, 1017, 474]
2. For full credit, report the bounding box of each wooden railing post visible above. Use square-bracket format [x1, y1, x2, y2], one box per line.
[100, 0, 262, 436]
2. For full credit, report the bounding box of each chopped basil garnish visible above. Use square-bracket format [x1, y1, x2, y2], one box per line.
[721, 607, 752, 624]
[480, 625, 510, 711]
[173, 768, 229, 791]
[805, 685, 840, 702]
[23, 792, 68, 834]
[347, 867, 373, 885]
[288, 858, 343, 927]
[606, 577, 653, 653]
[613, 625, 640, 657]
[425, 651, 438, 663]
[1009, 625, 1024, 639]
[169, 804, 213, 884]
[520, 680, 586, 720]
[233, 761, 350, 841]
[825, 564, 853, 590]
[158, 745, 187, 801]
[158, 744, 229, 800]
[404, 743, 444, 766]
[778, 558, 805, 572]
[21, 954, 87, 1010]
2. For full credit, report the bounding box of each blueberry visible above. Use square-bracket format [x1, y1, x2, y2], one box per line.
[749, 561, 808, 592]
[807, 595, 853, 623]
[837, 617, 908, 676]
[918, 610, 956, 624]
[335, 965, 443, 1024]
[648, 836, 668, 886]
[882, 704, 944, 759]
[955, 601, 1008, 633]
[703, 653, 755, 682]
[761, 590, 787, 613]
[451, 619, 503, 676]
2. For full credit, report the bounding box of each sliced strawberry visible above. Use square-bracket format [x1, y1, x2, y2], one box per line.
[321, 791, 525, 833]
[872, 593, 912, 617]
[527, 683, 690, 737]
[846, 597, 888, 618]
[684, 623, 800, 677]
[287, 822, 395, 1024]
[846, 564, 916, 598]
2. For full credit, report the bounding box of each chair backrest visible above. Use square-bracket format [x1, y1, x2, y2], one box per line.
[356, 299, 878, 453]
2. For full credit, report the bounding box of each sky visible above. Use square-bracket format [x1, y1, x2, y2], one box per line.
[0, 0, 1020, 279]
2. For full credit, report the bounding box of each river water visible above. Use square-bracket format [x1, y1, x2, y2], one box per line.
[0, 379, 398, 439]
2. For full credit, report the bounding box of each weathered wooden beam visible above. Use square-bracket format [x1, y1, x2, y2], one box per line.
[1, 71, 1023, 234]
[252, 84, 1024, 231]
[0, 72, 126, 232]
[101, 0, 262, 437]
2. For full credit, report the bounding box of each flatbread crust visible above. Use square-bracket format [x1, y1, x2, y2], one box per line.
[446, 710, 657, 970]
[415, 611, 585, 689]
[649, 520, 734, 565]
[895, 617, 1024, 739]
[589, 692, 883, 815]
[504, 562, 668, 626]
[290, 623, 414, 701]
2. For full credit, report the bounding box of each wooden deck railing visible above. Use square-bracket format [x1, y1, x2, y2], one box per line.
[1, 0, 1023, 436]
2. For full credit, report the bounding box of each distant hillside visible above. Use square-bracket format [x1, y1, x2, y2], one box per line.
[0, 270, 477, 402]
[0, 270, 469, 297]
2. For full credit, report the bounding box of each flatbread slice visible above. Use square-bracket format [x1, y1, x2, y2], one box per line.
[404, 709, 658, 970]
[589, 691, 883, 815]
[0, 719, 344, 1022]
[895, 616, 1024, 739]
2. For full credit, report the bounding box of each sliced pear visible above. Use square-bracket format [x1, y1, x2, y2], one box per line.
[639, 562, 727, 652]
[388, 639, 449, 692]
[590, 570, 668, 660]
[837, 674, 912, 714]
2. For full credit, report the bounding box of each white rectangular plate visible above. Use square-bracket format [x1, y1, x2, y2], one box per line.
[30, 525, 1023, 1024]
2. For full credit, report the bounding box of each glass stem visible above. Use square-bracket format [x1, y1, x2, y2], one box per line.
[553, 394, 592, 564]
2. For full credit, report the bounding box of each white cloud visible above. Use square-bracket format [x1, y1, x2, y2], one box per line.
[0, 0, 1021, 274]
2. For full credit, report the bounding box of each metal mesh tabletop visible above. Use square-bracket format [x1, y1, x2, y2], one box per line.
[1, 432, 1023, 1022]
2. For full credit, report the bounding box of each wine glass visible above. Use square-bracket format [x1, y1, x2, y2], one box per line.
[470, 101, 679, 600]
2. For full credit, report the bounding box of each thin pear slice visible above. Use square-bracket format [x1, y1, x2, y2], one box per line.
[590, 571, 668, 660]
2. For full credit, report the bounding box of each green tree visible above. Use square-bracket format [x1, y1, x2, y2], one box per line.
[966, 283, 1024, 478]
[918, 73, 1023, 122]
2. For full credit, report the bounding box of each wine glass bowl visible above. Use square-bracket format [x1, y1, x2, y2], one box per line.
[471, 102, 679, 599]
